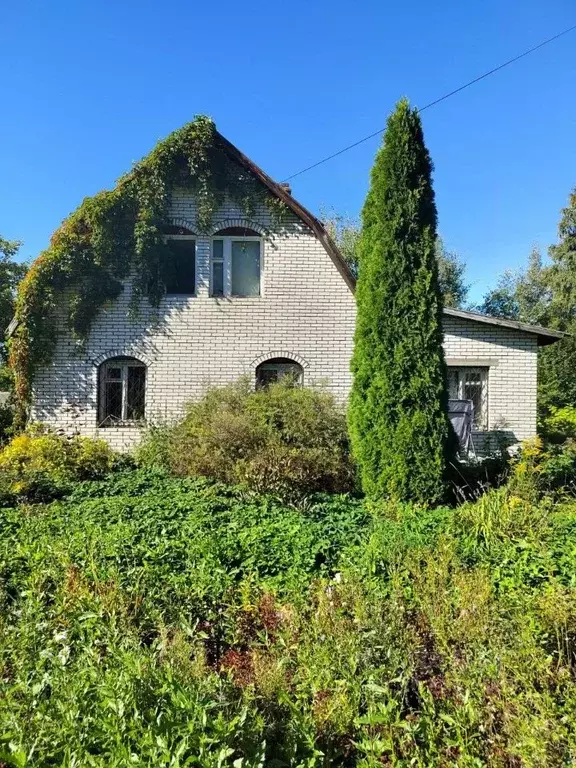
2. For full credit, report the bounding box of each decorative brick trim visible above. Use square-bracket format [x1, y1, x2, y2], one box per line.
[92, 349, 155, 368]
[249, 351, 310, 370]
[209, 218, 270, 237]
[169, 217, 197, 233]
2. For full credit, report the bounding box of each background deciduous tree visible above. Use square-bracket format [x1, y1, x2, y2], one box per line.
[435, 237, 469, 309]
[479, 189, 576, 420]
[0, 236, 27, 389]
[323, 211, 468, 309]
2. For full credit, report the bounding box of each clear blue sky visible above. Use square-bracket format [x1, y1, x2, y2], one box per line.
[1, 0, 575, 302]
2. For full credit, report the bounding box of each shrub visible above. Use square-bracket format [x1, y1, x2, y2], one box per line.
[542, 405, 576, 443]
[3, 469, 576, 764]
[0, 427, 120, 504]
[138, 378, 355, 497]
[509, 436, 576, 500]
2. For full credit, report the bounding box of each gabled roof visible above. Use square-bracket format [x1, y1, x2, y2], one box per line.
[216, 132, 357, 292]
[219, 134, 563, 348]
[7, 129, 564, 350]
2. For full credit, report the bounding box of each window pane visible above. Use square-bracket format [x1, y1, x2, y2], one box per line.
[257, 368, 279, 388]
[212, 260, 224, 296]
[164, 240, 196, 294]
[256, 360, 303, 389]
[106, 366, 122, 381]
[447, 369, 460, 399]
[231, 241, 260, 296]
[463, 370, 486, 428]
[212, 239, 223, 260]
[104, 381, 123, 420]
[126, 366, 146, 420]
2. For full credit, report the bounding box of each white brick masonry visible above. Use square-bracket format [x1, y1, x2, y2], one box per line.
[31, 191, 539, 453]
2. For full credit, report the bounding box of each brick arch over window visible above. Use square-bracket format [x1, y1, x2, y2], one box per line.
[249, 351, 310, 371]
[166, 217, 197, 235]
[209, 218, 270, 237]
[92, 350, 155, 368]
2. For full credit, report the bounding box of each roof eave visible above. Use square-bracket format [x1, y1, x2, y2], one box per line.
[443, 307, 565, 346]
[216, 132, 357, 292]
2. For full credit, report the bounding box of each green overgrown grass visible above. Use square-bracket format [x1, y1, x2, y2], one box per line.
[1, 469, 576, 765]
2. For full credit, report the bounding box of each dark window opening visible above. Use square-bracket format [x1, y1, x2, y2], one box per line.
[164, 239, 196, 294]
[256, 358, 303, 388]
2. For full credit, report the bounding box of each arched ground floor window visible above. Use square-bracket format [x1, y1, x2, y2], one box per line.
[98, 357, 146, 426]
[255, 358, 303, 388]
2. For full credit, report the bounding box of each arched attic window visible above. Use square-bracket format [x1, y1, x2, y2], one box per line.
[98, 357, 146, 426]
[255, 358, 303, 389]
[211, 227, 262, 297]
[161, 225, 197, 295]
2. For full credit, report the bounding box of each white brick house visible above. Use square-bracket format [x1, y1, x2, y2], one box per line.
[28, 131, 562, 452]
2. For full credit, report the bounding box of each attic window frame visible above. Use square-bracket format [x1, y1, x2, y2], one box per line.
[210, 235, 263, 298]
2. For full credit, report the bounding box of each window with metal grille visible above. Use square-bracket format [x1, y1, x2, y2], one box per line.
[99, 358, 146, 426]
[255, 358, 303, 389]
[447, 367, 489, 429]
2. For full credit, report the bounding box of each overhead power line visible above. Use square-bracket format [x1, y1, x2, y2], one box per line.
[281, 22, 576, 183]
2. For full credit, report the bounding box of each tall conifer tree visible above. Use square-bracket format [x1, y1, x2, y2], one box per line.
[349, 99, 451, 503]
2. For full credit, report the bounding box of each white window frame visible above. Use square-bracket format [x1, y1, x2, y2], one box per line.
[448, 367, 489, 430]
[163, 235, 197, 296]
[99, 358, 146, 426]
[210, 236, 263, 297]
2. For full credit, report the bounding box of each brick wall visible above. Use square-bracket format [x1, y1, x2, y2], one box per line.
[31, 191, 539, 452]
[443, 316, 537, 452]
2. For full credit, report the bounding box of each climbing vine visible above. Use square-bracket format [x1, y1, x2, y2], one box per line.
[9, 116, 286, 426]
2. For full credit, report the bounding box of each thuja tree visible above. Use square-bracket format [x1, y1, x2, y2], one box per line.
[349, 99, 452, 503]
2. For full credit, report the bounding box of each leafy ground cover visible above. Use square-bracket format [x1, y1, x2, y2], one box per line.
[1, 469, 576, 766]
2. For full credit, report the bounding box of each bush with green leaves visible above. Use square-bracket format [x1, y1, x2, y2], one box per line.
[542, 405, 576, 443]
[2, 468, 576, 765]
[138, 378, 356, 497]
[508, 436, 576, 499]
[0, 427, 122, 504]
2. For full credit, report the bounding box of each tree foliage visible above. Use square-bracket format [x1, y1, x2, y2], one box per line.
[322, 209, 361, 278]
[0, 236, 26, 361]
[323, 211, 468, 308]
[479, 189, 576, 418]
[435, 237, 469, 308]
[349, 99, 451, 504]
[539, 190, 576, 415]
[476, 270, 520, 319]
